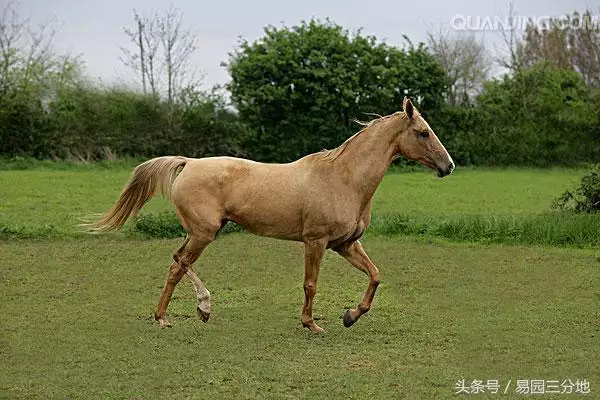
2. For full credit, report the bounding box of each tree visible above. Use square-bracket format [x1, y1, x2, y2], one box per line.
[226, 19, 448, 162]
[427, 29, 491, 105]
[495, 1, 527, 73]
[521, 9, 600, 88]
[120, 6, 199, 101]
[0, 1, 81, 156]
[470, 63, 599, 165]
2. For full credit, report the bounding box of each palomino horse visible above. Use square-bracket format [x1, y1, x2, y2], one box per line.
[86, 97, 454, 332]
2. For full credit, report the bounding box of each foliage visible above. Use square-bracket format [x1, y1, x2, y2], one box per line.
[443, 63, 599, 166]
[0, 156, 144, 171]
[521, 9, 600, 88]
[227, 19, 448, 162]
[553, 164, 600, 212]
[1, 4, 599, 167]
[131, 211, 243, 238]
[0, 79, 249, 159]
[0, 3, 248, 160]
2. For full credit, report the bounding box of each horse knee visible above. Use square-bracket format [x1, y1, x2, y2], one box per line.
[304, 281, 316, 296]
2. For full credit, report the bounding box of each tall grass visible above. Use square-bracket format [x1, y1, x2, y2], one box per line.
[2, 210, 597, 247]
[121, 211, 600, 248]
[370, 212, 600, 247]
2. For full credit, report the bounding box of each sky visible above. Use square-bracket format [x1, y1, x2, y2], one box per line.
[15, 0, 599, 91]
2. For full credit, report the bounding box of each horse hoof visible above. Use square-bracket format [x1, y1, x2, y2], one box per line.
[197, 307, 210, 323]
[302, 321, 325, 333]
[343, 310, 356, 328]
[156, 318, 172, 328]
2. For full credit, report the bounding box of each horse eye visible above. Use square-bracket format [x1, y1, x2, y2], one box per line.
[420, 131, 430, 138]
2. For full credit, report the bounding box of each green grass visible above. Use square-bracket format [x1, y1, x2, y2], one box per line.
[1, 235, 598, 399]
[0, 168, 171, 238]
[373, 167, 586, 216]
[1, 164, 599, 398]
[0, 166, 588, 241]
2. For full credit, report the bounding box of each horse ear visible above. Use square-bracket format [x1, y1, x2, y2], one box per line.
[403, 96, 414, 119]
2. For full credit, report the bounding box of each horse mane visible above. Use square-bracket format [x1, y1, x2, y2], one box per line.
[318, 113, 397, 162]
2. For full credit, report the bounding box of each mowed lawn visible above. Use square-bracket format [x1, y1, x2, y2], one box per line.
[0, 166, 598, 399]
[1, 235, 599, 399]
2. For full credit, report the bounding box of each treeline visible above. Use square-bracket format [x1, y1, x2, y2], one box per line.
[0, 83, 249, 160]
[1, 6, 599, 166]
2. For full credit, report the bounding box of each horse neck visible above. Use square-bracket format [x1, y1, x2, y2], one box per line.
[335, 118, 400, 201]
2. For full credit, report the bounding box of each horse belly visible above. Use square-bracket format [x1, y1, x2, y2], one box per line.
[227, 197, 303, 240]
[224, 175, 304, 241]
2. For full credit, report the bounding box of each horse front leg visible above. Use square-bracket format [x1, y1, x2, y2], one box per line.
[301, 238, 328, 333]
[333, 240, 380, 327]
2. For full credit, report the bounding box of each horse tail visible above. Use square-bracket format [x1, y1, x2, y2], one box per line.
[82, 156, 188, 232]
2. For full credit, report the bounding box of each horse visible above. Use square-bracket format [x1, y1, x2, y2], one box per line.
[84, 97, 454, 332]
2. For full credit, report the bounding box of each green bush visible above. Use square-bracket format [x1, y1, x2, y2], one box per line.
[130, 212, 186, 238]
[130, 211, 244, 238]
[470, 63, 599, 166]
[553, 164, 600, 212]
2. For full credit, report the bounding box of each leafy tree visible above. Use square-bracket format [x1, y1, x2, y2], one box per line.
[0, 1, 82, 157]
[468, 63, 599, 166]
[226, 19, 448, 162]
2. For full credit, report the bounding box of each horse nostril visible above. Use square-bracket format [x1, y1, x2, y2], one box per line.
[448, 163, 455, 173]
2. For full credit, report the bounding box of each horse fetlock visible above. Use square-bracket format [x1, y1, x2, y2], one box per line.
[358, 303, 371, 314]
[197, 290, 211, 303]
[302, 319, 325, 333]
[197, 297, 211, 312]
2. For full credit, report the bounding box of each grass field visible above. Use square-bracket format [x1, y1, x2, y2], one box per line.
[0, 165, 587, 238]
[1, 164, 599, 399]
[2, 235, 599, 399]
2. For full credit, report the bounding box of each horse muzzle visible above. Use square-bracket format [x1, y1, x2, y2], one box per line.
[436, 162, 455, 178]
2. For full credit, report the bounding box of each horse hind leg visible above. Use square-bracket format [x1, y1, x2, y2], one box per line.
[154, 233, 214, 327]
[333, 240, 380, 328]
[186, 266, 211, 322]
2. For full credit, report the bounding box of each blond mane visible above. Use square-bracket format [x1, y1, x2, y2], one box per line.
[318, 113, 399, 162]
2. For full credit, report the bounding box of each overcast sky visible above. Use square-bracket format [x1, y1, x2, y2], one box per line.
[16, 0, 598, 90]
